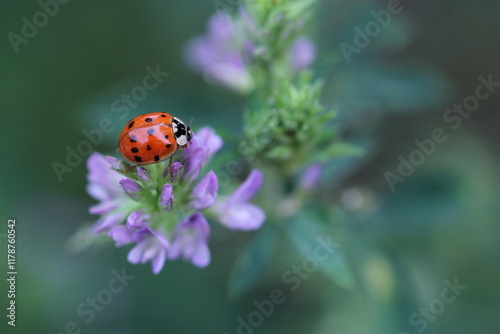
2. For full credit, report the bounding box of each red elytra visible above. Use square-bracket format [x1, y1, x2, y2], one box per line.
[117, 112, 191, 165]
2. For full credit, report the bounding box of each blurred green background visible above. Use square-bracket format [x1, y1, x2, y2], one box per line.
[1, 0, 499, 333]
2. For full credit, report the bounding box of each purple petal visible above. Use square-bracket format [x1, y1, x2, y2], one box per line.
[127, 211, 150, 229]
[137, 167, 149, 182]
[215, 202, 265, 230]
[89, 201, 118, 215]
[160, 184, 174, 210]
[151, 250, 167, 274]
[163, 162, 183, 182]
[178, 212, 210, 239]
[183, 147, 207, 183]
[141, 241, 161, 263]
[86, 153, 123, 201]
[86, 183, 108, 203]
[127, 227, 169, 274]
[186, 13, 235, 71]
[108, 226, 136, 246]
[120, 178, 141, 199]
[190, 171, 219, 210]
[207, 13, 235, 42]
[194, 127, 223, 158]
[228, 170, 263, 203]
[191, 242, 211, 268]
[299, 164, 322, 191]
[169, 213, 211, 267]
[185, 38, 213, 70]
[168, 238, 182, 259]
[204, 63, 253, 92]
[290, 36, 316, 71]
[92, 213, 124, 234]
[133, 226, 154, 242]
[184, 9, 256, 93]
[127, 241, 149, 264]
[106, 156, 121, 170]
[134, 227, 169, 248]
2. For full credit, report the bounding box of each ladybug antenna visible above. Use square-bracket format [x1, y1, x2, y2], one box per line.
[187, 118, 194, 142]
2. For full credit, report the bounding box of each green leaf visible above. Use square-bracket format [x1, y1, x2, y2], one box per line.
[66, 225, 111, 254]
[283, 0, 316, 21]
[317, 142, 365, 161]
[227, 225, 278, 298]
[286, 216, 355, 289]
[265, 145, 294, 160]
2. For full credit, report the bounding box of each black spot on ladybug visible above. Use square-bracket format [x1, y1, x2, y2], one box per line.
[147, 129, 154, 135]
[128, 121, 135, 129]
[135, 156, 142, 163]
[161, 114, 166, 117]
[154, 155, 160, 161]
[166, 144, 172, 148]
[164, 134, 169, 139]
[174, 124, 187, 138]
[131, 148, 139, 153]
[145, 118, 152, 122]
[147, 145, 152, 150]
[130, 135, 137, 143]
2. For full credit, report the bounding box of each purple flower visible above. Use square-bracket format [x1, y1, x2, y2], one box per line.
[137, 167, 149, 182]
[89, 201, 118, 215]
[127, 227, 170, 274]
[106, 156, 122, 170]
[299, 164, 321, 191]
[87, 153, 123, 203]
[87, 153, 135, 233]
[165, 161, 183, 181]
[93, 212, 124, 234]
[213, 170, 265, 230]
[119, 178, 142, 199]
[160, 184, 174, 210]
[109, 225, 169, 274]
[181, 126, 223, 183]
[290, 36, 316, 71]
[185, 13, 253, 93]
[194, 127, 223, 157]
[191, 171, 219, 210]
[108, 225, 136, 247]
[182, 146, 207, 183]
[186, 11, 317, 92]
[126, 211, 150, 229]
[84, 127, 266, 274]
[169, 213, 211, 268]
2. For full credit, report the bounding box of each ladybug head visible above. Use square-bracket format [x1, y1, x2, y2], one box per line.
[172, 117, 192, 147]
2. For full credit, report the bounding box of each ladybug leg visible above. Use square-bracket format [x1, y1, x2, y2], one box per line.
[168, 156, 174, 177]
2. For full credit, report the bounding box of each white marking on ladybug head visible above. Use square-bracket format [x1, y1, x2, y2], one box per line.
[172, 117, 191, 147]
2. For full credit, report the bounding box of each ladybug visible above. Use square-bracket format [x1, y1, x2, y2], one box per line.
[118, 112, 193, 165]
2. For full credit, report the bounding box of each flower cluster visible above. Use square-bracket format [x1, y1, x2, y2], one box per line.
[86, 127, 265, 273]
[186, 10, 316, 93]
